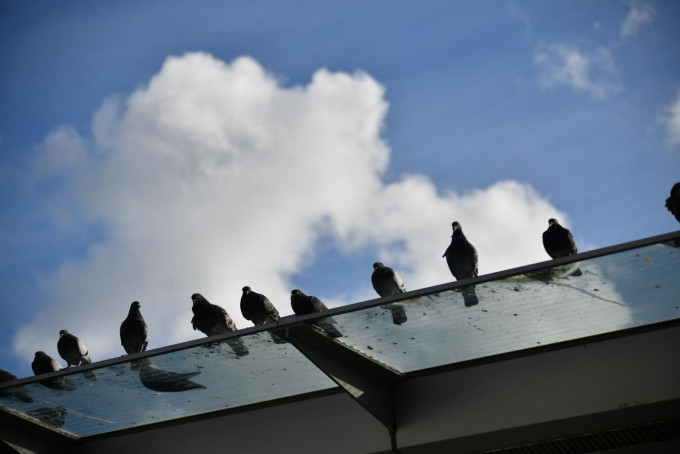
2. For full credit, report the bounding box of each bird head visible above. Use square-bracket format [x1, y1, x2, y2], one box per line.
[35, 351, 47, 358]
[58, 330, 68, 337]
[671, 182, 680, 197]
[548, 218, 558, 226]
[451, 221, 462, 231]
[242, 286, 251, 294]
[131, 301, 141, 310]
[373, 262, 384, 270]
[291, 289, 302, 297]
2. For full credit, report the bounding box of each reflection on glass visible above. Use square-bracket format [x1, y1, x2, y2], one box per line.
[27, 406, 68, 428]
[134, 359, 206, 392]
[0, 332, 336, 438]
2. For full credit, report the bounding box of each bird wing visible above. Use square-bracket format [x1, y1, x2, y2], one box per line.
[213, 304, 236, 331]
[392, 270, 407, 292]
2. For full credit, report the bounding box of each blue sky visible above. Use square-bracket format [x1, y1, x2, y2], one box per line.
[1, 1, 678, 378]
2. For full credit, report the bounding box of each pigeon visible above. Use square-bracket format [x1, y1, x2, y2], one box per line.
[0, 368, 33, 403]
[371, 262, 407, 297]
[666, 182, 680, 223]
[57, 330, 97, 381]
[136, 359, 206, 393]
[57, 330, 91, 367]
[240, 286, 280, 326]
[191, 293, 249, 356]
[31, 351, 76, 391]
[290, 289, 343, 338]
[370, 263, 408, 325]
[443, 221, 479, 307]
[542, 218, 577, 259]
[191, 293, 238, 334]
[120, 301, 148, 355]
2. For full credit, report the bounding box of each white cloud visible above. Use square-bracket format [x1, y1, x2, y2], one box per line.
[15, 53, 571, 365]
[534, 42, 622, 99]
[621, 1, 654, 38]
[663, 91, 680, 148]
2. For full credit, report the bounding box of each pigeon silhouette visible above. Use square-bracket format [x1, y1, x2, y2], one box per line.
[290, 289, 342, 338]
[666, 182, 680, 223]
[120, 301, 148, 355]
[241, 287, 286, 343]
[443, 221, 479, 307]
[240, 286, 280, 325]
[137, 359, 206, 393]
[371, 262, 406, 297]
[57, 330, 97, 381]
[0, 368, 33, 403]
[542, 218, 577, 259]
[370, 263, 408, 325]
[31, 351, 76, 391]
[191, 293, 249, 356]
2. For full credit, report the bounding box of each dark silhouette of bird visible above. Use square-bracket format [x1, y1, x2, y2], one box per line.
[240, 286, 280, 326]
[370, 263, 408, 325]
[57, 330, 97, 381]
[191, 293, 249, 356]
[371, 262, 406, 297]
[192, 293, 238, 334]
[290, 289, 342, 338]
[31, 351, 76, 391]
[136, 359, 206, 393]
[27, 406, 68, 428]
[120, 301, 148, 355]
[57, 330, 91, 367]
[0, 368, 33, 403]
[542, 218, 577, 259]
[443, 221, 479, 307]
[666, 182, 680, 223]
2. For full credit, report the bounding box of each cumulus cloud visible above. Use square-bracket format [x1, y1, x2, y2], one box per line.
[15, 53, 571, 364]
[620, 1, 654, 38]
[662, 91, 680, 148]
[534, 43, 622, 99]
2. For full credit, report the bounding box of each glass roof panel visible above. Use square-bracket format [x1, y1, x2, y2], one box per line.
[329, 241, 680, 373]
[0, 332, 336, 438]
[1, 235, 678, 439]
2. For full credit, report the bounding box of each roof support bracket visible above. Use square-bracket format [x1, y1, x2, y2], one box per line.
[280, 323, 402, 433]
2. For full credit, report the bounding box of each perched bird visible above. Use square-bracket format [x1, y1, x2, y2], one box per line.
[666, 182, 680, 223]
[0, 368, 33, 403]
[57, 330, 96, 381]
[136, 359, 206, 393]
[31, 351, 76, 391]
[191, 293, 249, 356]
[120, 301, 148, 355]
[542, 218, 578, 259]
[370, 263, 408, 325]
[371, 262, 407, 297]
[443, 221, 479, 306]
[290, 289, 342, 338]
[57, 330, 91, 367]
[240, 286, 280, 326]
[191, 293, 238, 334]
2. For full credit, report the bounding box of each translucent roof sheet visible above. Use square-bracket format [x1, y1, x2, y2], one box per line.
[1, 234, 679, 439]
[330, 241, 680, 373]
